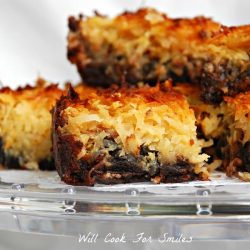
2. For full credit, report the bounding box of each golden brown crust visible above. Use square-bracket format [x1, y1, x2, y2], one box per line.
[209, 25, 250, 50]
[0, 82, 63, 107]
[76, 83, 187, 109]
[224, 91, 250, 115]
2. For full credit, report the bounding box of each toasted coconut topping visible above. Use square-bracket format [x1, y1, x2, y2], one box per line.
[0, 80, 64, 169]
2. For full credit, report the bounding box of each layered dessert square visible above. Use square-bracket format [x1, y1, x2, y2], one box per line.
[67, 8, 250, 104]
[174, 84, 250, 181]
[52, 83, 209, 186]
[174, 84, 227, 172]
[0, 79, 63, 170]
[222, 92, 250, 181]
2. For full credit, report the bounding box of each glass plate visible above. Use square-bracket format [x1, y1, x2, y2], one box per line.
[0, 170, 250, 240]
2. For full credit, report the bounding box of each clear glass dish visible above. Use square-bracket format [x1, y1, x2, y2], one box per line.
[0, 170, 250, 240]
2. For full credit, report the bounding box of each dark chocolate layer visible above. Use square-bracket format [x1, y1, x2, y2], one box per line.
[68, 43, 250, 104]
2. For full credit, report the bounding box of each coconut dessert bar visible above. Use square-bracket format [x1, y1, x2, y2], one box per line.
[174, 84, 226, 142]
[174, 84, 227, 172]
[174, 84, 250, 180]
[52, 83, 209, 186]
[67, 8, 250, 104]
[0, 79, 63, 170]
[222, 92, 250, 181]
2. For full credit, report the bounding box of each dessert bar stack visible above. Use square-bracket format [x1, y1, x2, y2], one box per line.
[1, 8, 250, 185]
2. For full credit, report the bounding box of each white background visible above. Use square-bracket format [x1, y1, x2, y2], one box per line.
[0, 0, 249, 249]
[0, 0, 249, 88]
